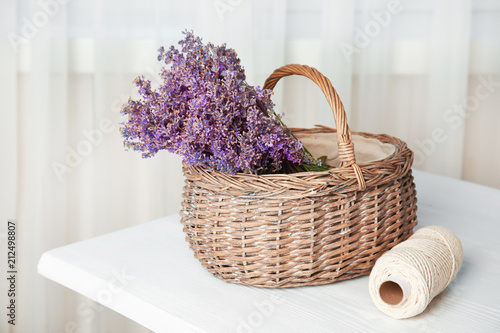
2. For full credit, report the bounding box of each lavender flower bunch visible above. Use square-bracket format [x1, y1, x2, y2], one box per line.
[121, 31, 328, 174]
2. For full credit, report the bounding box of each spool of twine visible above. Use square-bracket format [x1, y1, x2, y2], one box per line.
[369, 225, 463, 319]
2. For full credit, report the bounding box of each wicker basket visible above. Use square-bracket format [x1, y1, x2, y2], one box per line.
[180, 64, 418, 288]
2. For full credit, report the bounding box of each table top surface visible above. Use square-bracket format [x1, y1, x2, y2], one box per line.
[38, 170, 500, 333]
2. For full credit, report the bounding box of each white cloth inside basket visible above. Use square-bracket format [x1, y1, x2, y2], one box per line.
[295, 132, 396, 167]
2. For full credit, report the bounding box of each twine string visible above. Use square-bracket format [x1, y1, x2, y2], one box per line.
[369, 226, 463, 319]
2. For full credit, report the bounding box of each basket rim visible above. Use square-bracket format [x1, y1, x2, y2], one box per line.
[182, 128, 414, 198]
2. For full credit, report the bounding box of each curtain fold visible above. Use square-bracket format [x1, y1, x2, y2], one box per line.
[320, 0, 355, 122]
[0, 1, 20, 332]
[1, 0, 498, 332]
[421, 0, 471, 177]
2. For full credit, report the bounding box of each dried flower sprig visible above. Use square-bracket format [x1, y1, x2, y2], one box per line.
[121, 30, 329, 174]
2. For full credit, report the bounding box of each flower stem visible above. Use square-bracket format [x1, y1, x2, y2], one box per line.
[245, 82, 331, 173]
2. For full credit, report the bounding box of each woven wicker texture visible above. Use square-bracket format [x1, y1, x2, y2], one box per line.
[180, 64, 418, 288]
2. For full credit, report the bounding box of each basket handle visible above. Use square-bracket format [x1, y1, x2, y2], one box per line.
[263, 64, 366, 190]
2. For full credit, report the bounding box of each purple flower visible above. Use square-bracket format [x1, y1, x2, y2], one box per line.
[120, 30, 314, 174]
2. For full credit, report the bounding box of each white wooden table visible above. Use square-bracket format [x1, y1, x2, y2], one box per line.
[38, 170, 500, 333]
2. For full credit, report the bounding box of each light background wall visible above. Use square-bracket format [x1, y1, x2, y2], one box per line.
[0, 0, 499, 332]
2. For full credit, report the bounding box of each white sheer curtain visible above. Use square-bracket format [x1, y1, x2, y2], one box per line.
[0, 0, 498, 332]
